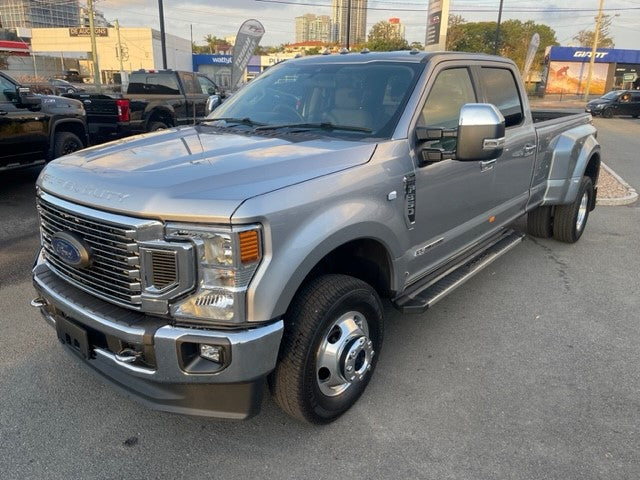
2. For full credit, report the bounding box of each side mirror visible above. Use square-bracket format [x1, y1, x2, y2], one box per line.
[205, 94, 221, 115]
[16, 86, 42, 109]
[207, 86, 217, 95]
[456, 103, 505, 161]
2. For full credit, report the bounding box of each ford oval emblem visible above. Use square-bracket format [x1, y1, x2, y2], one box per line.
[51, 232, 92, 268]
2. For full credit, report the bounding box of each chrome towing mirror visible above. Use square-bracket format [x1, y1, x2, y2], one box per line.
[456, 103, 505, 161]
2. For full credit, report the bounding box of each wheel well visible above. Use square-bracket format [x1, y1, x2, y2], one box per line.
[585, 153, 600, 210]
[53, 121, 87, 147]
[148, 109, 174, 128]
[300, 239, 393, 301]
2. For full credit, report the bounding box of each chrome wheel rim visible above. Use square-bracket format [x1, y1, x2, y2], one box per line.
[576, 191, 589, 232]
[315, 311, 374, 397]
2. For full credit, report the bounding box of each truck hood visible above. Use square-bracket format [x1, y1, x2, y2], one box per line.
[38, 125, 377, 223]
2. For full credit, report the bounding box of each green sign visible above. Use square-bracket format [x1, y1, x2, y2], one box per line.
[623, 73, 637, 82]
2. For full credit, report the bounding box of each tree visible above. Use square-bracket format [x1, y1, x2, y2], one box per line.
[573, 14, 615, 48]
[366, 21, 409, 52]
[445, 15, 467, 51]
[446, 18, 558, 75]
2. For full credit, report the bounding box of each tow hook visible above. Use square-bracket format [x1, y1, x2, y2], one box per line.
[30, 297, 46, 308]
[115, 348, 143, 364]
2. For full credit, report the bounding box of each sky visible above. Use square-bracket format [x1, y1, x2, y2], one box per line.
[95, 0, 640, 50]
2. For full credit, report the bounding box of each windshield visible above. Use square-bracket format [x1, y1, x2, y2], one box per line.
[208, 60, 423, 138]
[601, 91, 620, 100]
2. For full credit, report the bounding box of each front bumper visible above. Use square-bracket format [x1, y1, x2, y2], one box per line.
[32, 256, 283, 419]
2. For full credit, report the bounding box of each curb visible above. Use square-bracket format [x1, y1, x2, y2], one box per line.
[597, 162, 638, 206]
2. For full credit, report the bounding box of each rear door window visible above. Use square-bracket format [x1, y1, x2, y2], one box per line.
[479, 67, 524, 127]
[127, 73, 180, 94]
[179, 72, 201, 95]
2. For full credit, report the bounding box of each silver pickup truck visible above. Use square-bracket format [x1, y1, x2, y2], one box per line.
[31, 51, 600, 424]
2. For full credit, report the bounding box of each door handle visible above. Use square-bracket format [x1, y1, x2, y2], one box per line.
[523, 144, 537, 156]
[480, 159, 496, 172]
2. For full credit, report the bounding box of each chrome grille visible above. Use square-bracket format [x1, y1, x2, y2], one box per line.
[38, 196, 144, 309]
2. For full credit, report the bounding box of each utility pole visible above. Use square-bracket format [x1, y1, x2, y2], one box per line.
[494, 0, 504, 55]
[115, 20, 124, 72]
[87, 0, 101, 89]
[583, 0, 604, 100]
[345, 0, 351, 49]
[158, 0, 168, 69]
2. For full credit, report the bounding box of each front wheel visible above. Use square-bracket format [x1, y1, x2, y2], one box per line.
[148, 121, 168, 131]
[269, 274, 384, 424]
[553, 176, 593, 243]
[602, 108, 613, 118]
[53, 131, 83, 159]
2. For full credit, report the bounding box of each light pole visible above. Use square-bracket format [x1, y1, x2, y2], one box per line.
[345, 0, 352, 50]
[494, 0, 504, 55]
[87, 0, 101, 89]
[583, 0, 605, 100]
[158, 0, 167, 69]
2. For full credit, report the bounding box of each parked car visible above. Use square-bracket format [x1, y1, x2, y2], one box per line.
[0, 71, 88, 172]
[586, 90, 640, 118]
[32, 51, 600, 423]
[48, 78, 86, 94]
[64, 70, 226, 143]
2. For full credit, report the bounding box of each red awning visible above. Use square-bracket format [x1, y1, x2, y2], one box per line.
[0, 40, 31, 53]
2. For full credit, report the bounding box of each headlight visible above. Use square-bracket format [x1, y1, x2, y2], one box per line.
[165, 224, 262, 325]
[593, 104, 605, 110]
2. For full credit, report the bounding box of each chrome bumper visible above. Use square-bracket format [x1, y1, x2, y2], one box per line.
[32, 254, 283, 419]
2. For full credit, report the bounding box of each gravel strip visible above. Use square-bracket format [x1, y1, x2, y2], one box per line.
[597, 162, 638, 205]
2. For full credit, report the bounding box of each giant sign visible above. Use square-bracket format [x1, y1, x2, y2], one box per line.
[548, 46, 640, 64]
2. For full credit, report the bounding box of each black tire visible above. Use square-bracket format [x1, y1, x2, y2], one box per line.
[527, 205, 553, 238]
[148, 121, 168, 131]
[553, 176, 593, 243]
[602, 108, 613, 118]
[269, 274, 384, 424]
[53, 131, 83, 159]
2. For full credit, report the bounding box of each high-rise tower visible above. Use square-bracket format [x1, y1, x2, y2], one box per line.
[331, 0, 367, 46]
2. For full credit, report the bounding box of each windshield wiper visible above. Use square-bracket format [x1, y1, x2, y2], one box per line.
[255, 122, 372, 133]
[204, 117, 266, 127]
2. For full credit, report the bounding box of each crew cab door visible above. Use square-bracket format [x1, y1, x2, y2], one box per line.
[0, 76, 48, 167]
[406, 65, 500, 282]
[178, 71, 207, 123]
[475, 65, 536, 219]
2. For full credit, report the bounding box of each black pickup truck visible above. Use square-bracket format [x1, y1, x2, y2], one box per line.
[67, 70, 226, 142]
[0, 71, 88, 172]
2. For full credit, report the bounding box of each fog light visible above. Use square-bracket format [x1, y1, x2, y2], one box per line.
[199, 344, 223, 363]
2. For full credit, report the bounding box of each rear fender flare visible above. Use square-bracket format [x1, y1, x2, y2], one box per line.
[542, 124, 599, 205]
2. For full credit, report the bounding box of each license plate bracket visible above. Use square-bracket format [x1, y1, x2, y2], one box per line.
[56, 316, 92, 360]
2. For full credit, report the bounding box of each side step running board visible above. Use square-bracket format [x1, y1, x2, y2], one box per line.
[394, 230, 525, 314]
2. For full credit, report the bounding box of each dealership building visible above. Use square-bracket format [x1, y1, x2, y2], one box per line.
[542, 46, 640, 96]
[30, 27, 192, 84]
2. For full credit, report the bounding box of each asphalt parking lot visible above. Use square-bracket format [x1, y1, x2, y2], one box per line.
[1, 118, 639, 479]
